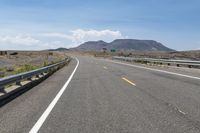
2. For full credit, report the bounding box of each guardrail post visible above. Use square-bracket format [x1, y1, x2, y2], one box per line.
[27, 77, 32, 81]
[16, 81, 22, 86]
[36, 75, 40, 78]
[0, 86, 6, 94]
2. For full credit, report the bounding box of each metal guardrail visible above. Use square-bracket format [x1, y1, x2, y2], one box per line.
[112, 56, 200, 68]
[0, 58, 69, 90]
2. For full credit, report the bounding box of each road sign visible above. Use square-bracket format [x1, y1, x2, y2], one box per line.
[110, 49, 116, 52]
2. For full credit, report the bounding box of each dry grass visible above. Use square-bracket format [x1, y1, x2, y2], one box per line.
[83, 50, 200, 60]
[0, 51, 67, 77]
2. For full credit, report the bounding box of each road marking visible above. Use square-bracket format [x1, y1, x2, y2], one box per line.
[29, 58, 79, 133]
[178, 109, 186, 115]
[108, 60, 200, 80]
[103, 66, 108, 69]
[122, 77, 136, 86]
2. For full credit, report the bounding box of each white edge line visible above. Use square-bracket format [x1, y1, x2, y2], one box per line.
[29, 58, 79, 133]
[107, 60, 200, 80]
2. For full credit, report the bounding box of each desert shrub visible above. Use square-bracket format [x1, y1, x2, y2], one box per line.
[0, 68, 6, 77]
[43, 60, 48, 67]
[6, 67, 14, 72]
[0, 72, 5, 78]
[13, 64, 38, 74]
[9, 52, 18, 55]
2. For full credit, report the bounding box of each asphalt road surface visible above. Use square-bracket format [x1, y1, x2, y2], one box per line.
[1, 56, 200, 133]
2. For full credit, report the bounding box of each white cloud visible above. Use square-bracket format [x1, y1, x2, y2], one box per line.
[42, 41, 66, 49]
[42, 29, 125, 44]
[0, 29, 125, 50]
[41, 33, 72, 40]
[0, 34, 70, 50]
[0, 35, 40, 45]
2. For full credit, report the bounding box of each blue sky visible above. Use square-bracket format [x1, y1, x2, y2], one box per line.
[0, 0, 199, 50]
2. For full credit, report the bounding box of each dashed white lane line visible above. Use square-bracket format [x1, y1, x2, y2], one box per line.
[29, 58, 79, 133]
[107, 60, 200, 80]
[178, 109, 186, 115]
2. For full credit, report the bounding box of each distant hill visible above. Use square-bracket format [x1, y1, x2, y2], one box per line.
[74, 39, 174, 52]
[75, 40, 108, 51]
[47, 47, 69, 51]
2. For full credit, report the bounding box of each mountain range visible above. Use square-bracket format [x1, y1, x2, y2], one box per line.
[73, 39, 174, 51]
[47, 48, 69, 51]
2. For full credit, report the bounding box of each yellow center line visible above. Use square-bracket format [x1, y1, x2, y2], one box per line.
[122, 77, 136, 86]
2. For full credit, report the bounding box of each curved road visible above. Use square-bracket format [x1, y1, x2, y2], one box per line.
[0, 56, 200, 133]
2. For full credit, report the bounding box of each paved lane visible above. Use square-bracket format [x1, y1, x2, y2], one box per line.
[39, 56, 200, 133]
[1, 56, 200, 133]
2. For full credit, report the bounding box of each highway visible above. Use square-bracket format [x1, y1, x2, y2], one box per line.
[1, 56, 200, 133]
